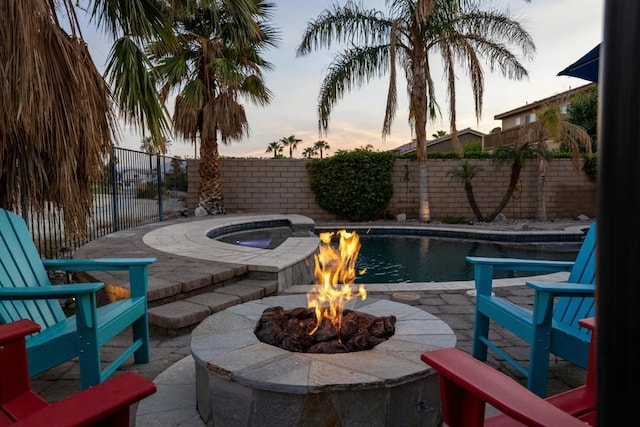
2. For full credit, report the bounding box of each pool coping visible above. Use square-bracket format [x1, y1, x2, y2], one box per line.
[140, 214, 583, 293]
[315, 222, 590, 242]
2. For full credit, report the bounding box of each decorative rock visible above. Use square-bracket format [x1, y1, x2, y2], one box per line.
[194, 206, 208, 216]
[494, 212, 507, 222]
[396, 213, 407, 222]
[577, 214, 591, 221]
[391, 291, 421, 305]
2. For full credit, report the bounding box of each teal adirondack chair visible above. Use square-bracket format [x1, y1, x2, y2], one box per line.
[466, 222, 596, 397]
[0, 208, 156, 390]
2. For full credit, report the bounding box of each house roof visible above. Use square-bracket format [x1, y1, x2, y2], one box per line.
[392, 127, 486, 153]
[427, 128, 485, 146]
[493, 83, 596, 119]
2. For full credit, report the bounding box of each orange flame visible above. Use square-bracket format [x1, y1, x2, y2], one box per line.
[307, 230, 367, 335]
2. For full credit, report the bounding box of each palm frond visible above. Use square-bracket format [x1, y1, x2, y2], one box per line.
[105, 36, 171, 142]
[382, 19, 401, 137]
[1, 0, 113, 232]
[296, 1, 391, 56]
[318, 44, 391, 134]
[91, 0, 175, 42]
[241, 75, 273, 106]
[209, 93, 249, 144]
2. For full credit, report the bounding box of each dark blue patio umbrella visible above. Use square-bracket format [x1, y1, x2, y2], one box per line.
[557, 43, 601, 83]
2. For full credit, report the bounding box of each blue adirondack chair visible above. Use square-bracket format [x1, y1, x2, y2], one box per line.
[0, 208, 156, 390]
[466, 222, 596, 397]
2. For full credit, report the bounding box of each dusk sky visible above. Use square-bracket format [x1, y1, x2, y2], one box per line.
[82, 0, 604, 158]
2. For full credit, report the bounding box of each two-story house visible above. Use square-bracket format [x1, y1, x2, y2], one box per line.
[483, 83, 596, 150]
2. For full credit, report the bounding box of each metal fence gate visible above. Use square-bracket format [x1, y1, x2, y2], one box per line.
[23, 147, 188, 258]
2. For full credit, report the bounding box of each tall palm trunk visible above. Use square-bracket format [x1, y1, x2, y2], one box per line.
[411, 31, 431, 222]
[536, 156, 547, 221]
[199, 133, 225, 215]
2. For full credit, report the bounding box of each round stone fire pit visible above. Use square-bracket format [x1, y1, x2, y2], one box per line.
[191, 294, 456, 426]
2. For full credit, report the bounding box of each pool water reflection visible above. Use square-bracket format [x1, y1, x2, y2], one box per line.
[355, 236, 580, 283]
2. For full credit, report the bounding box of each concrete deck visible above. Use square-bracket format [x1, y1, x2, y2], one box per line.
[32, 215, 593, 426]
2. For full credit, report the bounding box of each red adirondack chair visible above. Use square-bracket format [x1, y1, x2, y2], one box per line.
[0, 319, 156, 426]
[421, 317, 596, 426]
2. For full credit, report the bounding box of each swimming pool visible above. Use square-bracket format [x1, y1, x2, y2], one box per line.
[212, 223, 584, 284]
[354, 235, 580, 283]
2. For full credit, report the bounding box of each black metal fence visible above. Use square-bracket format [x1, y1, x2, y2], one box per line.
[24, 147, 188, 258]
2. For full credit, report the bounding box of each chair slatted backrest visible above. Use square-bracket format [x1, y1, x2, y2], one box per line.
[553, 222, 597, 332]
[0, 209, 66, 330]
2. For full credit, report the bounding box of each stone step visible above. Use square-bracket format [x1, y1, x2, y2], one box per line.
[148, 278, 278, 337]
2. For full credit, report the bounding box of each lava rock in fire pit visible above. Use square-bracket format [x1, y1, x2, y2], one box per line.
[254, 306, 396, 353]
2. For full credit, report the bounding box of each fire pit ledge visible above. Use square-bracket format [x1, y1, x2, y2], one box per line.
[191, 294, 456, 426]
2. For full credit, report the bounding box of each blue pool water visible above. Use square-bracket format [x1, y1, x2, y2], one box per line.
[354, 235, 580, 283]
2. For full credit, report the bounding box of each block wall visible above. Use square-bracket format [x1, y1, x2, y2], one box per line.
[186, 158, 596, 221]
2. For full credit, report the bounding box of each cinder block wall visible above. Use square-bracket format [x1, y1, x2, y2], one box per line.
[186, 158, 596, 221]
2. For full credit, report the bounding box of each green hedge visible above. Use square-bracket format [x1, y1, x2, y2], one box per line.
[307, 150, 395, 221]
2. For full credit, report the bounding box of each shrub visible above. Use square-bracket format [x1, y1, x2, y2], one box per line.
[440, 215, 468, 224]
[307, 150, 395, 221]
[136, 181, 157, 199]
[462, 139, 483, 154]
[582, 155, 597, 180]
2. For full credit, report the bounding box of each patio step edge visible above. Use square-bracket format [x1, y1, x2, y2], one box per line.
[147, 278, 278, 336]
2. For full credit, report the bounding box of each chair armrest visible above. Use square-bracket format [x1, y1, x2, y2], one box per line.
[467, 257, 574, 295]
[578, 317, 595, 331]
[527, 281, 595, 326]
[0, 283, 104, 300]
[466, 256, 574, 272]
[527, 281, 595, 295]
[42, 258, 157, 271]
[0, 285, 104, 327]
[14, 372, 157, 426]
[0, 320, 41, 345]
[421, 348, 587, 427]
[43, 258, 155, 298]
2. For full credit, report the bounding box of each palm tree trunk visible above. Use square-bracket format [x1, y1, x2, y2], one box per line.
[485, 162, 523, 222]
[198, 134, 225, 215]
[411, 26, 431, 222]
[418, 162, 431, 221]
[464, 182, 485, 222]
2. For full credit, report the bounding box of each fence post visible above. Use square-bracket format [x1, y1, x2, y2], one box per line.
[110, 157, 119, 231]
[157, 155, 164, 222]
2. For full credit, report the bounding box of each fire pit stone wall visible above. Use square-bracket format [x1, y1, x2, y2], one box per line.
[191, 294, 456, 426]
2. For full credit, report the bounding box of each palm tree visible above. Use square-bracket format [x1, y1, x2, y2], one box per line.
[302, 147, 318, 159]
[280, 135, 302, 158]
[150, 0, 279, 214]
[266, 141, 284, 158]
[448, 160, 484, 221]
[2, 0, 284, 227]
[523, 104, 592, 221]
[297, 0, 534, 221]
[0, 0, 181, 231]
[313, 140, 331, 158]
[432, 130, 447, 138]
[449, 142, 541, 222]
[140, 136, 171, 155]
